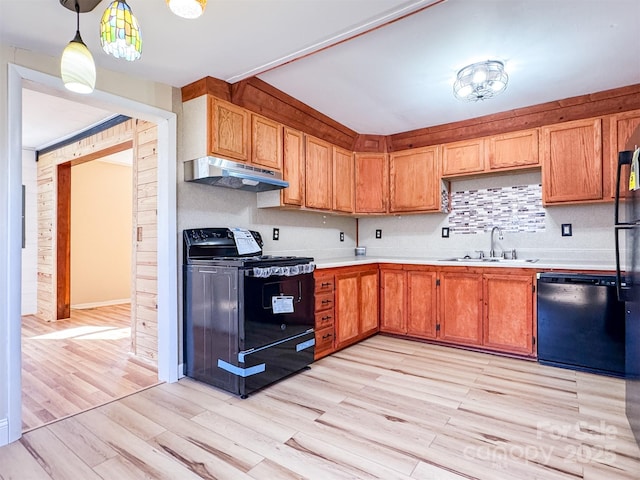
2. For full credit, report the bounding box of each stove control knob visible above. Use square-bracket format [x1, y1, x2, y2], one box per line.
[280, 324, 286, 331]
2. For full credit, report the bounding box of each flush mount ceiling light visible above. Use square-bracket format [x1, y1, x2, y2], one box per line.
[100, 0, 142, 61]
[453, 60, 508, 102]
[59, 0, 98, 94]
[166, 0, 207, 19]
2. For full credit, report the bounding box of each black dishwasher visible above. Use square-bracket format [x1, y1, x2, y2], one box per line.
[537, 273, 625, 377]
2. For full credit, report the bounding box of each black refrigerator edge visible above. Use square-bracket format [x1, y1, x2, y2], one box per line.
[614, 149, 640, 447]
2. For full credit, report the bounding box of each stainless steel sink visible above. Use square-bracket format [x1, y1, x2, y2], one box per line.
[438, 257, 539, 264]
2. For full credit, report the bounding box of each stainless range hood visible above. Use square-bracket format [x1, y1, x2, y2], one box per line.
[184, 156, 288, 192]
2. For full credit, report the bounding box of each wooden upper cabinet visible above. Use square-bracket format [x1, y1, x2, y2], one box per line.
[390, 146, 440, 212]
[483, 273, 534, 355]
[208, 97, 249, 162]
[355, 153, 388, 214]
[251, 114, 282, 170]
[305, 136, 332, 210]
[441, 138, 485, 177]
[281, 127, 305, 206]
[609, 110, 640, 200]
[487, 129, 539, 171]
[438, 271, 483, 346]
[332, 146, 355, 213]
[541, 118, 603, 204]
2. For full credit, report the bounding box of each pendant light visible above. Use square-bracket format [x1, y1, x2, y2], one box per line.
[60, 0, 96, 94]
[166, 0, 207, 19]
[100, 0, 142, 61]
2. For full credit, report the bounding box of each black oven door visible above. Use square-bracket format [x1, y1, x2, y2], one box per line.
[242, 271, 314, 350]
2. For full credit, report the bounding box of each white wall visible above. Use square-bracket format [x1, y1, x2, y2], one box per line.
[21, 149, 37, 315]
[359, 171, 615, 264]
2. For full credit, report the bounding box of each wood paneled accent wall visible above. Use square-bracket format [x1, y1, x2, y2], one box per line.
[131, 120, 159, 363]
[35, 118, 157, 365]
[182, 77, 640, 154]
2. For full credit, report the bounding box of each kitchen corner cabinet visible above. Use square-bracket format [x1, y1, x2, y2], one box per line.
[483, 273, 534, 355]
[305, 136, 333, 210]
[380, 265, 437, 339]
[281, 127, 305, 206]
[541, 118, 603, 204]
[389, 146, 442, 213]
[314, 271, 336, 360]
[208, 97, 250, 162]
[441, 138, 485, 177]
[333, 146, 355, 213]
[335, 266, 379, 350]
[355, 153, 388, 214]
[251, 114, 282, 170]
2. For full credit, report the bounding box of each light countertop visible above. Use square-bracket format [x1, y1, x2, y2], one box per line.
[314, 256, 617, 272]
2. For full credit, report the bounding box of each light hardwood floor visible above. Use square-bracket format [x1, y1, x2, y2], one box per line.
[21, 304, 159, 431]
[4, 335, 639, 479]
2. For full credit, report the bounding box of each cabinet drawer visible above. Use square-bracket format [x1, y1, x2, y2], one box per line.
[315, 310, 335, 330]
[315, 326, 335, 359]
[315, 292, 334, 312]
[315, 276, 335, 294]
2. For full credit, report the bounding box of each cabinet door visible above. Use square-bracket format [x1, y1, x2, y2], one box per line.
[541, 118, 603, 204]
[390, 147, 439, 212]
[282, 127, 305, 206]
[335, 272, 359, 348]
[355, 153, 388, 213]
[483, 273, 534, 355]
[441, 138, 485, 177]
[251, 114, 282, 170]
[209, 98, 249, 161]
[609, 110, 640, 200]
[305, 136, 332, 210]
[333, 146, 355, 213]
[380, 269, 405, 334]
[439, 271, 483, 346]
[407, 270, 438, 339]
[359, 269, 379, 335]
[487, 129, 539, 171]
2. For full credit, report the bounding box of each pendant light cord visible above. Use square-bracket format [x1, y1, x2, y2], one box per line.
[75, 0, 80, 34]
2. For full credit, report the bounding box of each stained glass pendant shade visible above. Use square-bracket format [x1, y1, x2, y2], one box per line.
[100, 0, 142, 61]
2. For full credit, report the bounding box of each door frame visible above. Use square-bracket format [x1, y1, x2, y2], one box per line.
[4, 64, 178, 444]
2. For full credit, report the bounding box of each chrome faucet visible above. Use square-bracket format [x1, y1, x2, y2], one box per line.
[489, 226, 504, 258]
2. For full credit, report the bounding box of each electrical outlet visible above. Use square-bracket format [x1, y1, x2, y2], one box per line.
[441, 227, 450, 238]
[340, 232, 344, 242]
[561, 224, 572, 237]
[273, 228, 280, 240]
[375, 229, 382, 239]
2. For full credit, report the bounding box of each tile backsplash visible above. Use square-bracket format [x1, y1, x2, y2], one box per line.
[449, 183, 545, 234]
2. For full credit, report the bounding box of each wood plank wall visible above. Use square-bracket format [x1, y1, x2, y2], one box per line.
[131, 120, 159, 364]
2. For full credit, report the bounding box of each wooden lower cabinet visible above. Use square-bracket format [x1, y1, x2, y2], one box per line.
[438, 270, 484, 346]
[380, 266, 438, 339]
[313, 271, 335, 360]
[483, 273, 534, 355]
[335, 266, 379, 350]
[379, 265, 536, 356]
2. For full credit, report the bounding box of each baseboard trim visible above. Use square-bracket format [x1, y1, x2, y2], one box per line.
[0, 418, 9, 447]
[178, 363, 185, 379]
[71, 298, 130, 310]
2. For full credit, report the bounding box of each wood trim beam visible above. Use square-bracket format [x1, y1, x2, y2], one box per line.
[231, 77, 358, 151]
[388, 83, 640, 151]
[181, 76, 232, 102]
[56, 163, 71, 320]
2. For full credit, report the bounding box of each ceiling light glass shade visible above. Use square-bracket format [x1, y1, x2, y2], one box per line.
[166, 0, 207, 19]
[61, 31, 96, 94]
[100, 0, 142, 61]
[453, 60, 508, 102]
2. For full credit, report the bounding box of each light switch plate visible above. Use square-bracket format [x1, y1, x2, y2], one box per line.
[561, 224, 572, 236]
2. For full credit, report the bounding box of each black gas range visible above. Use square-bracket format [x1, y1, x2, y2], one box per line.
[182, 227, 316, 398]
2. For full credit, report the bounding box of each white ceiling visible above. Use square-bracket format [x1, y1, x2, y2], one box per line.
[3, 0, 639, 149]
